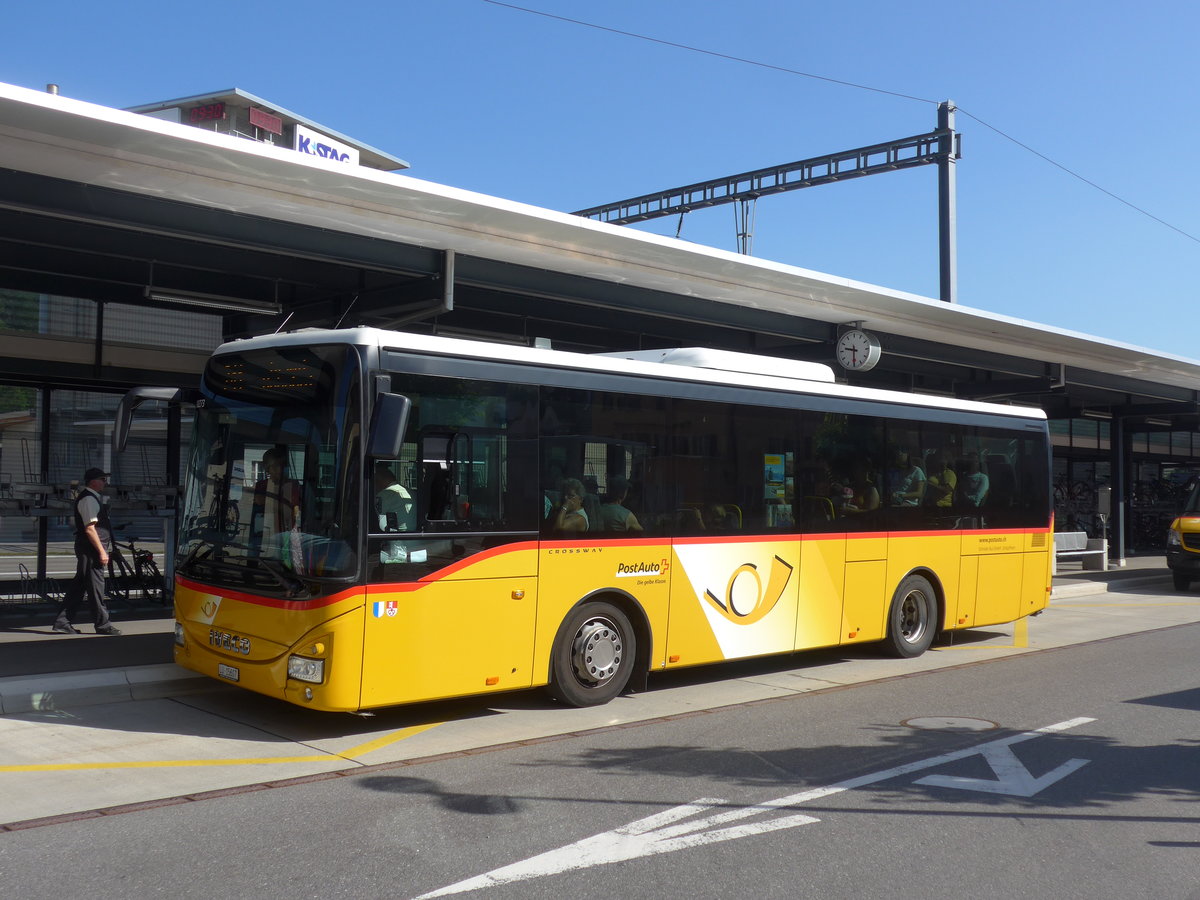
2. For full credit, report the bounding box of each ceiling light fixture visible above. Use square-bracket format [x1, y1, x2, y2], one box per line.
[145, 287, 281, 315]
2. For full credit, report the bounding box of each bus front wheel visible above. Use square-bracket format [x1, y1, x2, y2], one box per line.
[883, 574, 937, 658]
[1173, 570, 1192, 591]
[549, 601, 636, 707]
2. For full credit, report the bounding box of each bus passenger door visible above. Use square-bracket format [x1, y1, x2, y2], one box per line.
[842, 534, 889, 644]
[795, 534, 845, 650]
[960, 532, 1024, 628]
[360, 539, 539, 708]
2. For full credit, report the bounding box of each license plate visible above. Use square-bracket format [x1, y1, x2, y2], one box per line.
[217, 663, 240, 682]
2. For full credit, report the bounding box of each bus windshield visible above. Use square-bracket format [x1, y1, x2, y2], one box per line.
[1182, 479, 1200, 515]
[177, 344, 363, 598]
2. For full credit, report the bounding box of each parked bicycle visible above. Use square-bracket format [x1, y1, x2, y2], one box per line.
[106, 531, 166, 606]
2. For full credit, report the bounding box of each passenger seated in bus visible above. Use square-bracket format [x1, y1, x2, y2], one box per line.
[596, 475, 643, 534]
[552, 477, 589, 533]
[702, 503, 739, 531]
[374, 462, 415, 533]
[957, 452, 989, 506]
[251, 447, 301, 558]
[924, 450, 957, 508]
[887, 448, 926, 506]
[841, 461, 880, 514]
[676, 502, 737, 533]
[374, 463, 424, 564]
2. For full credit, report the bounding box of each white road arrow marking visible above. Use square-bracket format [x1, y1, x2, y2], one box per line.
[915, 743, 1090, 797]
[416, 799, 820, 898]
[415, 717, 1095, 898]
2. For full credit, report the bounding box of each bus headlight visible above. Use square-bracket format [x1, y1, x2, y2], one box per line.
[1166, 529, 1181, 548]
[174, 622, 185, 646]
[287, 655, 325, 684]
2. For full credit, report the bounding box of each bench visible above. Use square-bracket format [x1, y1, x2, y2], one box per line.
[1053, 530, 1108, 573]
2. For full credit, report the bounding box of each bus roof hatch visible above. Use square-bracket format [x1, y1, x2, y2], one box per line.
[595, 347, 836, 383]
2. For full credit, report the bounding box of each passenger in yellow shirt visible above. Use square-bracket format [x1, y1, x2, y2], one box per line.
[924, 450, 957, 508]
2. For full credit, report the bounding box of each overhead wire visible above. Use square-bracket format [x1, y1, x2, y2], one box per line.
[954, 108, 1200, 246]
[481, 0, 1200, 246]
[479, 0, 937, 105]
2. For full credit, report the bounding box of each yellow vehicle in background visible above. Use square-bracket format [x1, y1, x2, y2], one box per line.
[1166, 482, 1200, 590]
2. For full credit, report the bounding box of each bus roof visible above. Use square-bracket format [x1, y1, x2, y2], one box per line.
[218, 327, 1047, 421]
[594, 347, 837, 383]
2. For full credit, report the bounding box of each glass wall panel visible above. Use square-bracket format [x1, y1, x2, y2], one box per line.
[103, 303, 223, 353]
[0, 386, 47, 599]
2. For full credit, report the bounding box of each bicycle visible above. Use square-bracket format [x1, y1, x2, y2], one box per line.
[107, 534, 166, 606]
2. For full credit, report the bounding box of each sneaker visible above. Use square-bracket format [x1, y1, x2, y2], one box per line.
[52, 622, 80, 634]
[95, 625, 122, 636]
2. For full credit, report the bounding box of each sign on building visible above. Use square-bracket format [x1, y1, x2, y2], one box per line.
[293, 124, 359, 166]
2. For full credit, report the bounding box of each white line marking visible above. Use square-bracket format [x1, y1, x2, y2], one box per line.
[916, 744, 1090, 797]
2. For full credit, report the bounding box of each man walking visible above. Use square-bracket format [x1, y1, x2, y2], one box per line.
[53, 467, 121, 635]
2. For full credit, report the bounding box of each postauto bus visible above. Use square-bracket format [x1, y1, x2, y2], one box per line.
[118, 328, 1052, 712]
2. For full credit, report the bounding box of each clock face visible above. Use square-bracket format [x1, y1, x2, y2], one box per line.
[836, 329, 881, 371]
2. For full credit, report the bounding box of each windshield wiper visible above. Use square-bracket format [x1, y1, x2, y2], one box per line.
[252, 558, 311, 600]
[176, 539, 214, 576]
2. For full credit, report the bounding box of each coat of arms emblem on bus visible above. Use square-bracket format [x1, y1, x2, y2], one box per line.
[701, 555, 794, 626]
[372, 599, 399, 618]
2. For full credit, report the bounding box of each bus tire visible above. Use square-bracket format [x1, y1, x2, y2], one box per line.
[548, 601, 635, 707]
[1173, 570, 1192, 591]
[883, 574, 937, 658]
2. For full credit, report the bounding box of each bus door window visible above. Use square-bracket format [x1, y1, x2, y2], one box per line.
[369, 376, 540, 579]
[418, 430, 470, 525]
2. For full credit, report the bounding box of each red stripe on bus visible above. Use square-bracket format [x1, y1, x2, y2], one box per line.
[174, 577, 362, 610]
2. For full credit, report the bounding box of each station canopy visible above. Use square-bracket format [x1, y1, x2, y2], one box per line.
[0, 80, 1197, 423]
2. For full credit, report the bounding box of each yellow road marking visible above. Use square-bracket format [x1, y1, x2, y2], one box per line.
[937, 614, 1028, 652]
[338, 722, 442, 757]
[1014, 615, 1028, 647]
[0, 722, 442, 774]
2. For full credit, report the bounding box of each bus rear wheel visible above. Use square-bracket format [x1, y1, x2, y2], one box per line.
[883, 574, 937, 658]
[549, 601, 635, 707]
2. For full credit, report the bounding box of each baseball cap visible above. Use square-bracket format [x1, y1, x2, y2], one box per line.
[84, 467, 110, 482]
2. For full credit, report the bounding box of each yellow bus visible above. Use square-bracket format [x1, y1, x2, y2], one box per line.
[122, 328, 1052, 712]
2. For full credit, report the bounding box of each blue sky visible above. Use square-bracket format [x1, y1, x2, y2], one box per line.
[5, 0, 1198, 356]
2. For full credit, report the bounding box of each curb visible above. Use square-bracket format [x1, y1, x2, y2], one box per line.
[1050, 573, 1171, 601]
[0, 663, 211, 714]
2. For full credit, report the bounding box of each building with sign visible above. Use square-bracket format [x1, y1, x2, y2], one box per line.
[125, 88, 409, 172]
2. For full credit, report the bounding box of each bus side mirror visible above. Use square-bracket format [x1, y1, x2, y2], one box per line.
[367, 393, 412, 459]
[113, 386, 191, 455]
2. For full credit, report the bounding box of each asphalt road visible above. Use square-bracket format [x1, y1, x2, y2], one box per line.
[2, 619, 1197, 899]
